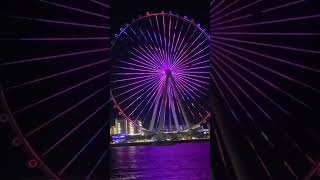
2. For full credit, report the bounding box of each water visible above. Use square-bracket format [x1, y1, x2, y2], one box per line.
[111, 142, 211, 180]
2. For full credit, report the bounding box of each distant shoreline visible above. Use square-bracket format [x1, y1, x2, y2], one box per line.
[111, 139, 209, 147]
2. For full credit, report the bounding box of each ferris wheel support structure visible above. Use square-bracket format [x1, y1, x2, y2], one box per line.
[149, 69, 192, 132]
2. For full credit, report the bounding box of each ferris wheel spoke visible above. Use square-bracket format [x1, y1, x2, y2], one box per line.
[111, 74, 155, 83]
[113, 75, 158, 91]
[115, 76, 159, 99]
[174, 80, 203, 100]
[147, 38, 165, 64]
[162, 13, 169, 64]
[174, 37, 208, 69]
[177, 71, 209, 75]
[10, 16, 110, 29]
[118, 78, 158, 105]
[89, 0, 110, 8]
[121, 30, 135, 41]
[137, 27, 148, 41]
[6, 59, 109, 90]
[40, 0, 110, 20]
[113, 72, 158, 76]
[42, 101, 109, 156]
[214, 36, 320, 54]
[174, 81, 192, 101]
[122, 79, 159, 111]
[210, 0, 225, 14]
[119, 60, 155, 71]
[213, 0, 263, 23]
[283, 133, 317, 165]
[245, 137, 272, 178]
[171, 18, 183, 59]
[129, 27, 142, 40]
[172, 32, 204, 67]
[211, 119, 227, 167]
[181, 75, 211, 86]
[186, 104, 197, 122]
[174, 22, 192, 64]
[143, 44, 165, 67]
[182, 73, 210, 80]
[179, 76, 208, 95]
[85, 147, 110, 180]
[172, 20, 185, 61]
[139, 27, 163, 60]
[0, 37, 110, 41]
[14, 71, 108, 114]
[215, 13, 320, 31]
[210, 0, 215, 7]
[142, 82, 165, 125]
[146, 28, 156, 47]
[114, 65, 158, 73]
[185, 65, 211, 71]
[211, 49, 290, 115]
[58, 122, 109, 176]
[148, 17, 165, 61]
[179, 73, 210, 86]
[127, 56, 158, 71]
[155, 15, 165, 60]
[211, 0, 240, 19]
[210, 59, 271, 119]
[213, 45, 312, 109]
[178, 43, 209, 66]
[175, 78, 199, 100]
[261, 0, 305, 14]
[213, 32, 320, 36]
[26, 85, 109, 137]
[175, 50, 209, 70]
[0, 48, 109, 66]
[213, 61, 255, 122]
[167, 14, 173, 61]
[135, 45, 163, 68]
[129, 49, 160, 69]
[212, 40, 320, 73]
[128, 79, 161, 117]
[145, 29, 163, 59]
[133, 80, 164, 123]
[172, 30, 196, 67]
[178, 59, 210, 70]
[175, 47, 210, 68]
[214, 44, 320, 93]
[140, 28, 166, 62]
[213, 14, 252, 27]
[169, 16, 180, 62]
[210, 73, 241, 123]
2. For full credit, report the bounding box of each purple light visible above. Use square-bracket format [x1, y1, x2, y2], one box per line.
[111, 12, 210, 131]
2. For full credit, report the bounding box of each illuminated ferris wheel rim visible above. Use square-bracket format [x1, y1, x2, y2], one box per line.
[110, 89, 144, 130]
[0, 86, 58, 179]
[111, 11, 210, 49]
[110, 11, 211, 132]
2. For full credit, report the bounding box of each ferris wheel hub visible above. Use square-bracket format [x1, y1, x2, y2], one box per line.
[165, 69, 173, 78]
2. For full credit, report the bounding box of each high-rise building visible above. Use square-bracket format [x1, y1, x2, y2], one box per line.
[110, 117, 142, 135]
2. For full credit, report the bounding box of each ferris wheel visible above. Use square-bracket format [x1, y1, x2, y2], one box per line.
[110, 12, 211, 132]
[0, 0, 111, 179]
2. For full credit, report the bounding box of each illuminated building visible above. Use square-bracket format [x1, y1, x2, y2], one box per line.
[110, 117, 142, 135]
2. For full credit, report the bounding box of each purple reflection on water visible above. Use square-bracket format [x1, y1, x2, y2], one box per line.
[111, 142, 211, 180]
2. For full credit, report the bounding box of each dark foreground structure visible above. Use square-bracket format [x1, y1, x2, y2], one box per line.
[1, 0, 320, 179]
